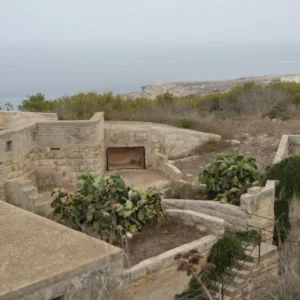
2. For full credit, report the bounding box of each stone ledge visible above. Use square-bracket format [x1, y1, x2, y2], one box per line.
[165, 209, 225, 237]
[124, 235, 217, 281]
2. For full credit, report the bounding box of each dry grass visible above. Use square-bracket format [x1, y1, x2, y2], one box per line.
[107, 103, 300, 167]
[263, 242, 300, 300]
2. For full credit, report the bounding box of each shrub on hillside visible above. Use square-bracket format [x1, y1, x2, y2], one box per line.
[51, 172, 165, 240]
[180, 118, 192, 128]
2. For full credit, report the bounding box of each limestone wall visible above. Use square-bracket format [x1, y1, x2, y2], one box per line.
[35, 112, 105, 188]
[165, 209, 225, 238]
[153, 152, 182, 180]
[0, 111, 57, 130]
[124, 235, 217, 300]
[0, 112, 105, 207]
[163, 181, 276, 243]
[104, 122, 156, 168]
[0, 123, 38, 200]
[104, 121, 220, 171]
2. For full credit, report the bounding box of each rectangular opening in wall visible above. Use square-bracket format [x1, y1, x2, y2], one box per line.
[107, 147, 145, 170]
[5, 141, 12, 152]
[50, 147, 61, 151]
[32, 131, 37, 141]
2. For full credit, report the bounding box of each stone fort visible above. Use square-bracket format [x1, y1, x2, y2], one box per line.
[0, 111, 280, 300]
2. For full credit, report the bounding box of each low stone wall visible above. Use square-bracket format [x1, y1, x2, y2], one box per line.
[0, 111, 57, 130]
[163, 181, 276, 243]
[166, 209, 225, 238]
[153, 152, 182, 181]
[124, 235, 217, 300]
[167, 179, 206, 199]
[163, 199, 248, 232]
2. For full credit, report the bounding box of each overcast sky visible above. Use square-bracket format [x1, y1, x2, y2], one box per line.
[0, 0, 299, 44]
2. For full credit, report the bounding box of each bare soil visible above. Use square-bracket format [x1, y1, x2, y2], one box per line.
[119, 216, 206, 268]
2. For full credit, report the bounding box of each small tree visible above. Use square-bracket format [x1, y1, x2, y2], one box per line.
[18, 93, 57, 112]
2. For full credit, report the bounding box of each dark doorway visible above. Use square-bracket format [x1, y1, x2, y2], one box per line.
[106, 147, 145, 170]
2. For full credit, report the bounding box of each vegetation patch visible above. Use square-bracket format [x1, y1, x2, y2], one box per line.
[199, 148, 265, 205]
[266, 156, 300, 245]
[51, 172, 165, 241]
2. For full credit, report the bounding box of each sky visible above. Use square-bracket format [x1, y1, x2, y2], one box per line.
[0, 0, 299, 44]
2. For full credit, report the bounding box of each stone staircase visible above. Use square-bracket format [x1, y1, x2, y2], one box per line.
[5, 178, 53, 216]
[5, 167, 77, 217]
[214, 242, 278, 300]
[35, 166, 76, 193]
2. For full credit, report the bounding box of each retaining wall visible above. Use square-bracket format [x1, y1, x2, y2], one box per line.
[124, 235, 217, 300]
[163, 181, 276, 243]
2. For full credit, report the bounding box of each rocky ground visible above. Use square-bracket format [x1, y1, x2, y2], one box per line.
[172, 117, 300, 182]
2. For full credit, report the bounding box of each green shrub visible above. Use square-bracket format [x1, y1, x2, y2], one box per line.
[176, 230, 260, 300]
[51, 172, 165, 240]
[266, 156, 300, 245]
[18, 93, 57, 112]
[206, 232, 247, 279]
[267, 156, 300, 202]
[273, 200, 291, 246]
[180, 118, 192, 128]
[199, 148, 265, 205]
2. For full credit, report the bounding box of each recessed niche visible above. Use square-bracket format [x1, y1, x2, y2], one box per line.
[5, 141, 12, 152]
[106, 147, 145, 170]
[32, 131, 37, 141]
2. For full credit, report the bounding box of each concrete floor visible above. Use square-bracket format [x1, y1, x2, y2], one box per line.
[105, 169, 171, 190]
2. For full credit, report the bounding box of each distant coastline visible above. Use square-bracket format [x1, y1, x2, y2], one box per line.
[123, 74, 300, 99]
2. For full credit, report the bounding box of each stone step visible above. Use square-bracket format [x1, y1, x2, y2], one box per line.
[35, 202, 53, 217]
[231, 268, 251, 279]
[222, 284, 239, 298]
[228, 277, 247, 289]
[18, 179, 35, 189]
[22, 186, 38, 196]
[245, 243, 278, 263]
[237, 260, 257, 271]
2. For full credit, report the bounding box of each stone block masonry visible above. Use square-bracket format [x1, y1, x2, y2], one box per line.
[0, 112, 105, 204]
[163, 180, 276, 242]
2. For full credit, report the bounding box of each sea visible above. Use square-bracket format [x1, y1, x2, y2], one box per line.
[1, 41, 300, 107]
